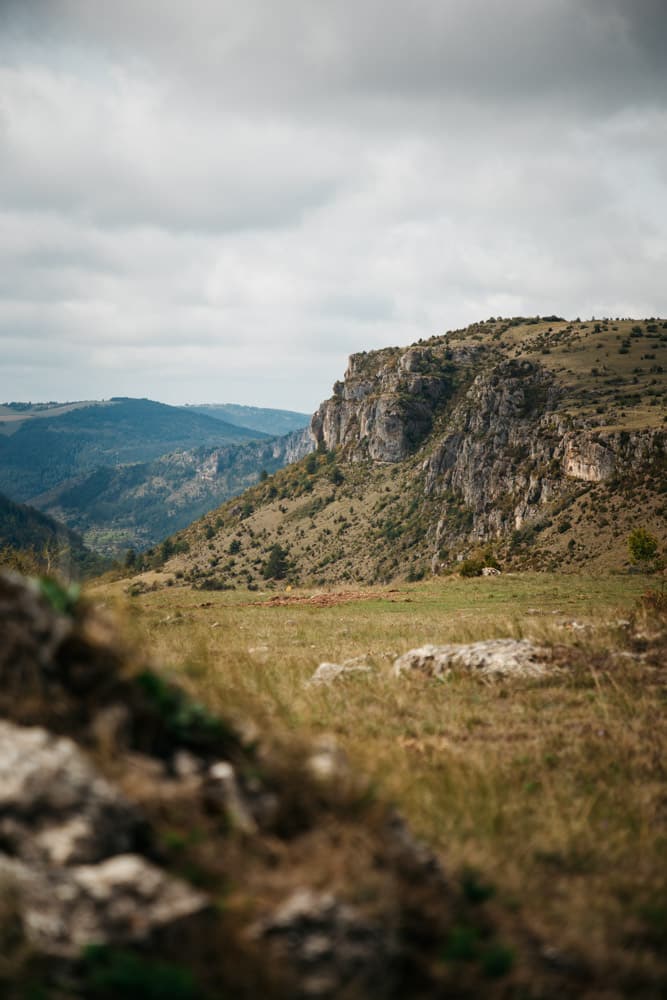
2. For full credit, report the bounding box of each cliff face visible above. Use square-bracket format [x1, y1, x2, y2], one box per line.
[424, 363, 664, 560]
[162, 318, 666, 584]
[423, 359, 563, 539]
[310, 333, 665, 557]
[311, 346, 458, 462]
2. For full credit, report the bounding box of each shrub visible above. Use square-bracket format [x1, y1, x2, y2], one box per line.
[459, 557, 485, 578]
[628, 528, 659, 567]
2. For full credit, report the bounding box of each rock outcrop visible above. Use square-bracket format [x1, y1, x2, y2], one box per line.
[311, 339, 665, 562]
[393, 639, 552, 679]
[311, 346, 458, 462]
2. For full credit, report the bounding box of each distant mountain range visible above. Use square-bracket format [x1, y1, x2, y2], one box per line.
[182, 404, 310, 436]
[0, 398, 312, 559]
[0, 398, 268, 502]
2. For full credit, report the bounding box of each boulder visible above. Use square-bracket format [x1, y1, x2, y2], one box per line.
[393, 638, 551, 679]
[0, 853, 208, 958]
[0, 720, 140, 866]
[0, 719, 209, 958]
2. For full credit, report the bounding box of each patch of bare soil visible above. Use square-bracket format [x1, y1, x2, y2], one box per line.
[253, 589, 408, 608]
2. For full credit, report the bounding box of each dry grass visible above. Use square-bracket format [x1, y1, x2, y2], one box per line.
[90, 571, 667, 996]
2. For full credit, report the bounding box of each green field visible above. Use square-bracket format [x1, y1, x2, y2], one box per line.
[93, 570, 667, 995]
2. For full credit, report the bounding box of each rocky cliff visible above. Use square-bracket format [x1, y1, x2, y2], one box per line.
[159, 317, 666, 585]
[309, 320, 665, 565]
[311, 346, 462, 462]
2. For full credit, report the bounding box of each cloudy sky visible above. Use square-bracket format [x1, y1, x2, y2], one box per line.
[1, 1, 666, 411]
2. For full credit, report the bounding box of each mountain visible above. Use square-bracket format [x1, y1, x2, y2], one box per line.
[152, 316, 666, 587]
[0, 397, 266, 503]
[0, 492, 107, 577]
[183, 403, 310, 436]
[36, 428, 313, 556]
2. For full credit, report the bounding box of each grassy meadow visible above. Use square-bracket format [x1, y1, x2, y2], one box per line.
[91, 570, 667, 994]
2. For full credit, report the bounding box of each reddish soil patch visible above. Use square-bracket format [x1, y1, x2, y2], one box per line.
[251, 589, 407, 608]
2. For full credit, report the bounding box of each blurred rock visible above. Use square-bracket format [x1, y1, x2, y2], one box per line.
[0, 853, 208, 958]
[308, 661, 373, 686]
[252, 888, 390, 998]
[393, 638, 551, 679]
[0, 720, 140, 866]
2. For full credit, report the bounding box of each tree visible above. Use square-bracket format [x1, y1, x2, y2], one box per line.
[628, 528, 659, 567]
[262, 543, 288, 580]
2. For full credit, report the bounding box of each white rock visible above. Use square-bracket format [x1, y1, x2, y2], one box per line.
[0, 853, 208, 956]
[393, 639, 551, 679]
[0, 720, 138, 865]
[308, 661, 373, 686]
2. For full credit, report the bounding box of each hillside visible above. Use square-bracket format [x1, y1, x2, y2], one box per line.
[184, 403, 310, 436]
[0, 398, 266, 503]
[36, 428, 313, 556]
[151, 317, 666, 588]
[0, 492, 106, 577]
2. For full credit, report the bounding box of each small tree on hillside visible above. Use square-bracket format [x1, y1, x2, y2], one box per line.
[262, 543, 289, 580]
[627, 528, 659, 569]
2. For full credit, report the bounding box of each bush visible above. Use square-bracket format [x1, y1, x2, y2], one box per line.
[459, 557, 485, 578]
[628, 528, 659, 567]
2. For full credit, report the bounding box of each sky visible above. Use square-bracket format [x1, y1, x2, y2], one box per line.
[1, 1, 666, 412]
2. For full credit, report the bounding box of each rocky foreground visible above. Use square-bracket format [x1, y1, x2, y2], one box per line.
[0, 569, 614, 998]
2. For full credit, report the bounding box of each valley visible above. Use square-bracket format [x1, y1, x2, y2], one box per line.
[2, 315, 666, 998]
[0, 398, 311, 558]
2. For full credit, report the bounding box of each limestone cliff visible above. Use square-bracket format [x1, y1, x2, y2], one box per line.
[307, 320, 666, 569]
[311, 345, 460, 462]
[161, 317, 666, 583]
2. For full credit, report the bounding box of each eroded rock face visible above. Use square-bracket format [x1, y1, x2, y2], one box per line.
[422, 362, 665, 552]
[310, 341, 664, 565]
[423, 359, 562, 542]
[563, 436, 616, 482]
[393, 639, 552, 679]
[311, 346, 455, 462]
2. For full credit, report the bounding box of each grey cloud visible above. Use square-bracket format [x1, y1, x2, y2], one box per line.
[0, 1, 665, 409]
[5, 0, 666, 116]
